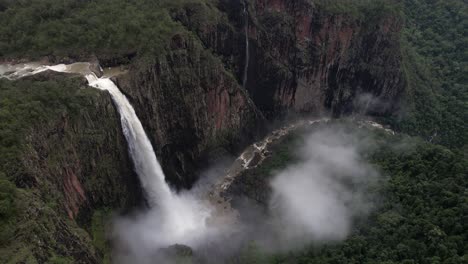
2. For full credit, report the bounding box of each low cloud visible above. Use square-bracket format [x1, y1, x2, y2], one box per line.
[265, 127, 379, 250]
[354, 93, 392, 115]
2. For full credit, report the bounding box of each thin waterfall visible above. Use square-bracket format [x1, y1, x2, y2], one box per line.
[242, 0, 250, 88]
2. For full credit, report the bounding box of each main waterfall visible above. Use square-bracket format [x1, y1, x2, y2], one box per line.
[85, 74, 173, 208]
[0, 63, 174, 208]
[85, 74, 212, 248]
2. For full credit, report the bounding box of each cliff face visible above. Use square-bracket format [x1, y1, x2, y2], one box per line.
[249, 0, 404, 118]
[0, 1, 406, 261]
[0, 74, 140, 264]
[111, 0, 404, 188]
[115, 33, 264, 188]
[175, 0, 404, 118]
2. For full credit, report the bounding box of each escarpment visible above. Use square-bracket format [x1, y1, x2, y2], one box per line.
[174, 0, 405, 119]
[111, 0, 405, 188]
[0, 1, 408, 262]
[1, 1, 406, 192]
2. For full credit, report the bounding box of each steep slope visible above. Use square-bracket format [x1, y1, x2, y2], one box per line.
[0, 73, 140, 263]
[173, 0, 405, 118]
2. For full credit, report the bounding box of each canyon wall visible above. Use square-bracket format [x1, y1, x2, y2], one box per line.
[0, 1, 406, 262]
[6, 0, 405, 193]
[112, 0, 405, 187]
[115, 33, 265, 188]
[175, 0, 404, 118]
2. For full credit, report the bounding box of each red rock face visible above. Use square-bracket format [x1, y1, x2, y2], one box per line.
[241, 1, 404, 117]
[313, 16, 355, 60]
[296, 13, 312, 44]
[194, 0, 405, 118]
[206, 74, 251, 131]
[63, 166, 86, 219]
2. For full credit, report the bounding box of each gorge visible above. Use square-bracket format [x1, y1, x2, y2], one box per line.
[0, 61, 396, 263]
[0, 0, 466, 264]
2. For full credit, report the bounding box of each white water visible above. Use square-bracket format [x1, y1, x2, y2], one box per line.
[0, 63, 68, 79]
[242, 1, 250, 88]
[86, 74, 173, 207]
[85, 75, 213, 248]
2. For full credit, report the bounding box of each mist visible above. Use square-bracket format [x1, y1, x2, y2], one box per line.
[354, 92, 392, 115]
[111, 123, 381, 263]
[264, 127, 379, 251]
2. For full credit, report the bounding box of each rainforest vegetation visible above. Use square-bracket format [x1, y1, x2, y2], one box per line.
[234, 123, 468, 263]
[395, 0, 468, 149]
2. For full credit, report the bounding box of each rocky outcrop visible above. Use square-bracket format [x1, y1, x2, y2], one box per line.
[175, 0, 405, 119]
[115, 33, 264, 188]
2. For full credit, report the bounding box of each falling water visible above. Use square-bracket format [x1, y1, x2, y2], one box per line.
[242, 0, 250, 88]
[83, 74, 212, 248]
[85, 74, 173, 208]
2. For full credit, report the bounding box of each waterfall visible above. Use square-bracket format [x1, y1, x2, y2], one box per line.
[86, 75, 212, 247]
[85, 74, 173, 208]
[81, 72, 211, 247]
[242, 0, 250, 88]
[1, 62, 213, 248]
[0, 63, 174, 208]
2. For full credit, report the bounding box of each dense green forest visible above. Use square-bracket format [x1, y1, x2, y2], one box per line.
[234, 123, 467, 264]
[395, 0, 468, 149]
[0, 0, 217, 61]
